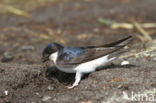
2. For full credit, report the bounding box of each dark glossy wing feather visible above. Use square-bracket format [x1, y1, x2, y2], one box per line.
[80, 35, 132, 49]
[56, 36, 132, 68]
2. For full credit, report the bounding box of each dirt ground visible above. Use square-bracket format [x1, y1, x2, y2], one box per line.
[0, 0, 156, 103]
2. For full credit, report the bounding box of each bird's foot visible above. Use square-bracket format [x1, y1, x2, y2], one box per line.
[66, 84, 78, 89]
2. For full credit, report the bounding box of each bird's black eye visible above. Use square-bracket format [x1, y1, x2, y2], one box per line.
[46, 48, 51, 54]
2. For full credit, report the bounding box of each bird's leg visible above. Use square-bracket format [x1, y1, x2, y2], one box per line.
[67, 72, 82, 89]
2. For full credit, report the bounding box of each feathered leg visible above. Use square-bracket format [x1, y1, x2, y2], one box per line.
[68, 72, 82, 89]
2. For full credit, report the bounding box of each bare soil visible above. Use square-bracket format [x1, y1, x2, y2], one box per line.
[0, 0, 156, 103]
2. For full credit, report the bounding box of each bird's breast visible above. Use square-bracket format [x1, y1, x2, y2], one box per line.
[55, 64, 76, 73]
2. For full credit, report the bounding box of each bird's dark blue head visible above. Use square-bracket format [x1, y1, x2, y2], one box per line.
[42, 42, 62, 62]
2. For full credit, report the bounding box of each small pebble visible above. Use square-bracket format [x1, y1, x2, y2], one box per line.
[1, 52, 14, 62]
[47, 85, 54, 91]
[117, 85, 122, 89]
[53, 98, 57, 101]
[42, 95, 52, 102]
[4, 90, 8, 96]
[21, 45, 35, 51]
[121, 61, 130, 66]
[35, 92, 39, 96]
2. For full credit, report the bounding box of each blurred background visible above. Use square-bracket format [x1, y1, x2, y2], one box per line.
[0, 0, 156, 64]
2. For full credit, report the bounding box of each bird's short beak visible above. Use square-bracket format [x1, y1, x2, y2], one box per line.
[42, 56, 49, 63]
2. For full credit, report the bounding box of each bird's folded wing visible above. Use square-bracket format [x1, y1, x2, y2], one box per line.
[56, 46, 122, 68]
[57, 36, 132, 68]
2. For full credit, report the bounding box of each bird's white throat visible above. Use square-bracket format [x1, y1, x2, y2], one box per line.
[49, 52, 58, 64]
[49, 52, 75, 73]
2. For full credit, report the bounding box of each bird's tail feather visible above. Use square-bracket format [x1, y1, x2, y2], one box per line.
[81, 35, 133, 49]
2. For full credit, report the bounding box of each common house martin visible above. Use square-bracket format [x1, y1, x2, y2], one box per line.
[42, 36, 133, 88]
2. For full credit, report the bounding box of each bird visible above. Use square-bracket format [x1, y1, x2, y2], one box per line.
[42, 36, 133, 89]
